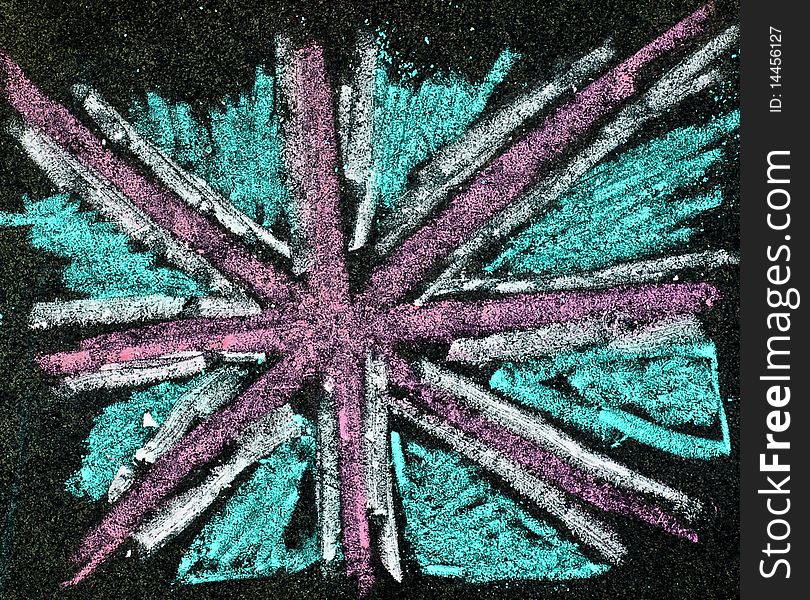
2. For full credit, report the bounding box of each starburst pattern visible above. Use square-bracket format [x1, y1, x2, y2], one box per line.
[0, 3, 737, 595]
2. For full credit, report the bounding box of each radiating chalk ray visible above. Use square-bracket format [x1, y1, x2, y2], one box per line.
[362, 5, 714, 308]
[274, 35, 312, 275]
[0, 6, 737, 591]
[2, 53, 296, 305]
[362, 351, 403, 582]
[134, 404, 301, 553]
[417, 359, 701, 517]
[388, 352, 698, 541]
[418, 27, 738, 303]
[432, 250, 738, 298]
[74, 85, 291, 258]
[447, 313, 708, 364]
[375, 41, 614, 255]
[276, 36, 351, 306]
[7, 121, 246, 300]
[62, 353, 209, 395]
[107, 367, 248, 503]
[388, 393, 627, 564]
[316, 379, 342, 565]
[341, 31, 378, 251]
[31, 296, 186, 330]
[29, 295, 261, 330]
[327, 353, 375, 590]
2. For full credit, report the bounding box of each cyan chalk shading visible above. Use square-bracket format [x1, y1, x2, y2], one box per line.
[491, 340, 730, 458]
[177, 432, 318, 584]
[130, 67, 290, 227]
[66, 378, 199, 500]
[372, 47, 517, 213]
[390, 430, 609, 583]
[0, 194, 205, 299]
[489, 111, 739, 276]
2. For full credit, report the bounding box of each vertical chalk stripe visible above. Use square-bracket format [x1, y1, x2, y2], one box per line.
[317, 378, 342, 564]
[362, 351, 403, 581]
[345, 32, 378, 251]
[327, 351, 375, 591]
[276, 38, 350, 304]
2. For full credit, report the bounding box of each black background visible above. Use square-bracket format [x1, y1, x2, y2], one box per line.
[0, 1, 741, 598]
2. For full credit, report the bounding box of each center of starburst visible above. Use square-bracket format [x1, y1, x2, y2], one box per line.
[310, 299, 372, 357]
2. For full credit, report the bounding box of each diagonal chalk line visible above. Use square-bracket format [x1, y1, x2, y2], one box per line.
[430, 250, 739, 299]
[376, 40, 615, 255]
[75, 85, 291, 258]
[388, 393, 627, 564]
[134, 404, 301, 553]
[7, 120, 256, 304]
[418, 27, 739, 303]
[417, 358, 701, 518]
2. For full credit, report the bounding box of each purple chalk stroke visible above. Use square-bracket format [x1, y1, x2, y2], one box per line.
[0, 2, 736, 594]
[360, 3, 713, 307]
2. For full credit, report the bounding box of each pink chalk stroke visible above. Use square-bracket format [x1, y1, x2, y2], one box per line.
[36, 309, 302, 376]
[278, 41, 350, 308]
[385, 353, 699, 542]
[381, 283, 720, 343]
[66, 354, 313, 586]
[361, 3, 713, 307]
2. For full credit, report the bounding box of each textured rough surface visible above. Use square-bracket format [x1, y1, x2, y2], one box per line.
[0, 1, 739, 599]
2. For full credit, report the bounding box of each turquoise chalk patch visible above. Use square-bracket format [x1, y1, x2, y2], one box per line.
[130, 67, 290, 227]
[490, 340, 730, 459]
[177, 430, 318, 584]
[488, 111, 739, 276]
[66, 379, 199, 501]
[0, 194, 205, 299]
[390, 431, 609, 583]
[373, 48, 518, 213]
